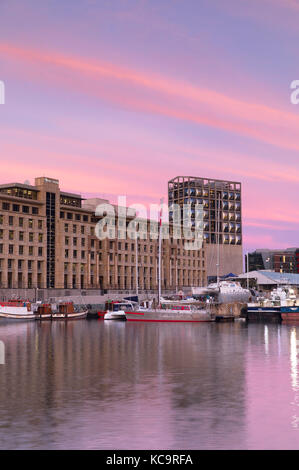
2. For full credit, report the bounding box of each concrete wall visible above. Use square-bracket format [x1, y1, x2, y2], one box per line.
[205, 244, 243, 278]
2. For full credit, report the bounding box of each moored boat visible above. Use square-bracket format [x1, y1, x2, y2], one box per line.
[104, 310, 127, 321]
[281, 306, 299, 321]
[126, 304, 214, 322]
[0, 300, 36, 321]
[35, 301, 87, 320]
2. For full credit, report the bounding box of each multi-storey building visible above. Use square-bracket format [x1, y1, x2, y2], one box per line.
[0, 176, 206, 292]
[246, 248, 299, 274]
[168, 176, 243, 280]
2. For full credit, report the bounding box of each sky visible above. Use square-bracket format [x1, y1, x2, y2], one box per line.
[0, 0, 298, 252]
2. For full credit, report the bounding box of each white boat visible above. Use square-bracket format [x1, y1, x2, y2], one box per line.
[0, 301, 36, 320]
[104, 310, 127, 321]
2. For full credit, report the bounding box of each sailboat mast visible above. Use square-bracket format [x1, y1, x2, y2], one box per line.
[158, 198, 164, 305]
[135, 235, 139, 297]
[216, 193, 220, 287]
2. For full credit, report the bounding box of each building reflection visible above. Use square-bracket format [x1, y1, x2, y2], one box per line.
[0, 321, 248, 449]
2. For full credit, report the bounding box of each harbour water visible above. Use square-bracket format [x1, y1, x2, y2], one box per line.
[0, 320, 299, 449]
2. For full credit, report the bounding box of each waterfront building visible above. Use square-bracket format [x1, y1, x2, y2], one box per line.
[246, 248, 299, 274]
[0, 177, 206, 292]
[232, 270, 299, 293]
[168, 176, 243, 280]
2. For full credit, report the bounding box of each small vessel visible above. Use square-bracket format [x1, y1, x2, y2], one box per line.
[281, 306, 299, 321]
[104, 310, 127, 321]
[98, 301, 128, 321]
[35, 302, 87, 320]
[246, 286, 298, 321]
[0, 300, 36, 321]
[195, 281, 251, 303]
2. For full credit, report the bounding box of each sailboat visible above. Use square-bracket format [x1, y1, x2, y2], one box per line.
[125, 199, 214, 323]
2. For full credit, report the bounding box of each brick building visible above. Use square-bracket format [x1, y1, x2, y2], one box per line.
[0, 177, 206, 292]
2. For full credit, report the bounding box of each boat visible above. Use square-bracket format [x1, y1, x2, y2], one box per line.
[104, 310, 127, 321]
[0, 300, 36, 321]
[98, 301, 131, 320]
[35, 301, 87, 320]
[246, 286, 298, 321]
[193, 281, 251, 304]
[125, 303, 213, 322]
[281, 305, 299, 321]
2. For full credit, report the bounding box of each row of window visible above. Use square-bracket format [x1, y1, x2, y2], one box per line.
[1, 202, 39, 214]
[0, 230, 44, 242]
[0, 215, 43, 229]
[65, 249, 86, 259]
[0, 244, 44, 256]
[61, 211, 90, 222]
[0, 259, 44, 270]
[65, 236, 85, 247]
[64, 223, 89, 234]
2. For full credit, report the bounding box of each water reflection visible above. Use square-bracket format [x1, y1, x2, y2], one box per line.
[0, 321, 298, 449]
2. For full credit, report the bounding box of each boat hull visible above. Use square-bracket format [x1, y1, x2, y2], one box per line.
[104, 313, 127, 321]
[246, 305, 282, 322]
[39, 311, 88, 320]
[281, 306, 299, 321]
[125, 310, 214, 322]
[0, 312, 36, 321]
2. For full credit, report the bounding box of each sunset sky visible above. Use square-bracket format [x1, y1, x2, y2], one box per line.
[0, 0, 299, 252]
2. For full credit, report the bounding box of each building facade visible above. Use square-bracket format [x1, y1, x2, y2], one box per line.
[246, 248, 299, 274]
[0, 177, 207, 291]
[168, 176, 243, 279]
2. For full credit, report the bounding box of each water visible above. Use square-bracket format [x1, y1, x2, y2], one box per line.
[0, 319, 298, 449]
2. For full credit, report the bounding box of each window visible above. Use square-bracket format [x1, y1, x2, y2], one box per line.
[9, 230, 14, 240]
[65, 223, 69, 232]
[0, 230, 3, 239]
[8, 245, 13, 254]
[0, 215, 3, 225]
[81, 226, 85, 234]
[60, 211, 65, 219]
[22, 205, 29, 213]
[81, 251, 85, 259]
[67, 212, 73, 220]
[65, 249, 69, 258]
[38, 220, 43, 229]
[38, 247, 43, 256]
[76, 214, 81, 221]
[73, 225, 77, 233]
[9, 216, 13, 226]
[19, 232, 24, 241]
[19, 246, 24, 255]
[73, 237, 77, 246]
[32, 207, 38, 215]
[13, 204, 20, 212]
[28, 219, 33, 229]
[83, 215, 88, 222]
[0, 244, 2, 254]
[73, 250, 77, 258]
[28, 246, 33, 256]
[81, 238, 85, 247]
[65, 236, 69, 245]
[38, 233, 43, 243]
[29, 232, 34, 242]
[2, 202, 10, 211]
[19, 217, 23, 227]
